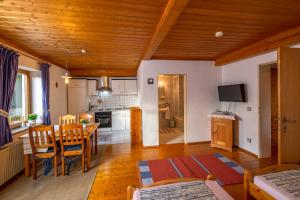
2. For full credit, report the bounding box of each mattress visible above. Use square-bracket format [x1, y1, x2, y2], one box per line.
[133, 180, 233, 200]
[254, 168, 300, 200]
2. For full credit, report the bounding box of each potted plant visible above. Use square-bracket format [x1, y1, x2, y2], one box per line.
[80, 119, 89, 128]
[28, 113, 38, 125]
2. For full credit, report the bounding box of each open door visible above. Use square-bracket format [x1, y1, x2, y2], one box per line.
[278, 47, 300, 164]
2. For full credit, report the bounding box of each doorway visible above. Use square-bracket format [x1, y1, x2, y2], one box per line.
[158, 74, 186, 145]
[259, 63, 278, 162]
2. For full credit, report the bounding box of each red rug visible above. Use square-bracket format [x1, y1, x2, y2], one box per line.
[138, 153, 244, 186]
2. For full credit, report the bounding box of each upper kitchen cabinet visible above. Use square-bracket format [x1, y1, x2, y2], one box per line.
[111, 80, 125, 95]
[124, 80, 137, 94]
[68, 79, 88, 114]
[111, 79, 137, 95]
[87, 80, 97, 95]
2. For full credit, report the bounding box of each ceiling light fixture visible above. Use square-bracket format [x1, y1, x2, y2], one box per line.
[62, 50, 72, 84]
[215, 31, 224, 38]
[81, 48, 87, 54]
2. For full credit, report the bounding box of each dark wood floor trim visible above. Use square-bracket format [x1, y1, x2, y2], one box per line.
[234, 145, 258, 158]
[185, 141, 211, 146]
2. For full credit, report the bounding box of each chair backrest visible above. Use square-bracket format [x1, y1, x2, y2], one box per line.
[59, 114, 77, 125]
[29, 125, 57, 154]
[78, 113, 95, 124]
[59, 123, 84, 149]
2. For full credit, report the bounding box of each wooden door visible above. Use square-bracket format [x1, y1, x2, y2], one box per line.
[278, 47, 300, 164]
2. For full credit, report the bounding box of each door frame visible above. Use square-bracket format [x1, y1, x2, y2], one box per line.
[157, 74, 187, 145]
[258, 61, 277, 158]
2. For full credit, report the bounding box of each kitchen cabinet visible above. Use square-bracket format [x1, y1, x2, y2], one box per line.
[124, 80, 137, 94]
[111, 79, 137, 95]
[68, 79, 88, 114]
[112, 115, 125, 131]
[87, 80, 97, 95]
[125, 109, 130, 130]
[211, 117, 234, 152]
[112, 80, 124, 95]
[130, 107, 142, 144]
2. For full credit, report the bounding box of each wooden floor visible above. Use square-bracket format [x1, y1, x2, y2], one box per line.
[159, 127, 184, 144]
[88, 143, 275, 200]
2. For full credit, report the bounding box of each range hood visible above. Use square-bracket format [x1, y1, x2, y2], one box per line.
[97, 76, 112, 91]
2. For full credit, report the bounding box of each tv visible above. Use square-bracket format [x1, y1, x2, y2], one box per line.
[218, 84, 246, 102]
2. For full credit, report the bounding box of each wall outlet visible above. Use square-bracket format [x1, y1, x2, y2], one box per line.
[247, 107, 251, 111]
[247, 138, 252, 143]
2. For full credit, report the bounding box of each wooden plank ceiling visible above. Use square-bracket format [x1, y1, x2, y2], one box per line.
[1, 0, 300, 73]
[153, 0, 300, 61]
[0, 0, 167, 70]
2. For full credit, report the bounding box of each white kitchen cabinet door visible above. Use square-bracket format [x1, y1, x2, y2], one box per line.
[124, 80, 137, 94]
[112, 80, 125, 95]
[87, 80, 97, 95]
[112, 115, 126, 131]
[125, 116, 130, 131]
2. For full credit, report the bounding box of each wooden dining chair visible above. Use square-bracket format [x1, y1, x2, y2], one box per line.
[59, 123, 85, 175]
[29, 125, 59, 179]
[59, 114, 77, 125]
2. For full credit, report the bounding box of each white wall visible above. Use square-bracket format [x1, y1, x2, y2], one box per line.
[220, 45, 300, 156]
[19, 54, 67, 124]
[137, 60, 221, 146]
[220, 52, 276, 155]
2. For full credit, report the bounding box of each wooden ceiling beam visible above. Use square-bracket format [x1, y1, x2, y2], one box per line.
[215, 25, 300, 66]
[69, 69, 137, 77]
[142, 0, 190, 60]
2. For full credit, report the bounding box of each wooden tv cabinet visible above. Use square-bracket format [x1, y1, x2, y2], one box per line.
[210, 115, 235, 152]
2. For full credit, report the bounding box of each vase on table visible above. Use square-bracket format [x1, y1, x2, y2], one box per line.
[28, 120, 36, 126]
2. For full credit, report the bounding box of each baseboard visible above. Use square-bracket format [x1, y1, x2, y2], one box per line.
[234, 145, 258, 158]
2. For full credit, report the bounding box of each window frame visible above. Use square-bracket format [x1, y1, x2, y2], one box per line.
[9, 69, 31, 129]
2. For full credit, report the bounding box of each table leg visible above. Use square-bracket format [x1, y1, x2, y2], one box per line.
[94, 129, 98, 154]
[86, 137, 91, 171]
[24, 154, 30, 177]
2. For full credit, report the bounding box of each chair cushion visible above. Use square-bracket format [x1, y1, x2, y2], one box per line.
[64, 144, 82, 151]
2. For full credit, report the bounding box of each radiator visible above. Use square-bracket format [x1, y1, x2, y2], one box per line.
[0, 141, 24, 186]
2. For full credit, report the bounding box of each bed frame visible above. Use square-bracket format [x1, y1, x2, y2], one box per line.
[244, 164, 300, 200]
[127, 175, 216, 200]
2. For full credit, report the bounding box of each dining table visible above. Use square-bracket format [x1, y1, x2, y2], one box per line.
[19, 123, 99, 177]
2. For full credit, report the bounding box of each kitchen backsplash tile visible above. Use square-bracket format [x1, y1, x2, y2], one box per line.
[89, 94, 137, 110]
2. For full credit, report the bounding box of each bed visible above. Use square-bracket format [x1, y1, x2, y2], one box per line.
[244, 164, 300, 200]
[127, 176, 234, 200]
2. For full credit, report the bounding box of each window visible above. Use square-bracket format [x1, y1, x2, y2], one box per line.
[9, 70, 30, 127]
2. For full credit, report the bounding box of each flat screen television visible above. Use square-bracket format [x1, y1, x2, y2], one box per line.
[218, 84, 246, 102]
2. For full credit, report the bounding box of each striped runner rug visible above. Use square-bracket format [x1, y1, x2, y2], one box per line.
[138, 153, 244, 186]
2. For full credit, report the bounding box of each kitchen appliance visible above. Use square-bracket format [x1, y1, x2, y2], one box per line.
[95, 111, 112, 131]
[97, 76, 112, 92]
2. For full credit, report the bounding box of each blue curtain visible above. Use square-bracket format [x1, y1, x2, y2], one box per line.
[0, 46, 19, 147]
[40, 63, 51, 125]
